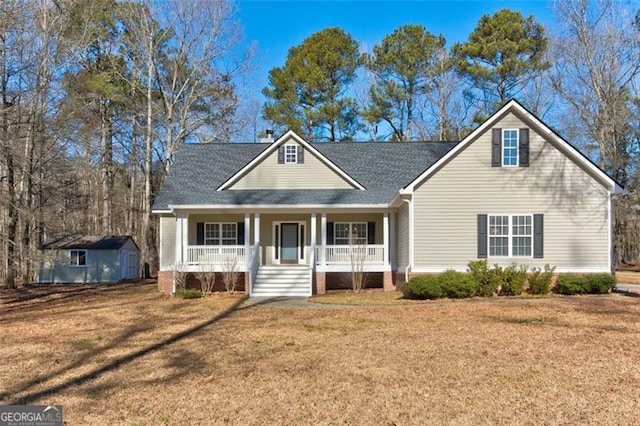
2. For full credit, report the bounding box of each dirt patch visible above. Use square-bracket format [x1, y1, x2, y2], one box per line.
[616, 271, 640, 284]
[1, 284, 639, 424]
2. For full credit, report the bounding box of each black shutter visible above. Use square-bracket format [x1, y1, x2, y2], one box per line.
[519, 128, 529, 167]
[237, 222, 245, 245]
[367, 222, 375, 245]
[477, 214, 488, 258]
[297, 145, 304, 163]
[300, 225, 305, 259]
[492, 128, 502, 167]
[277, 146, 284, 164]
[197, 223, 204, 245]
[327, 222, 334, 245]
[533, 214, 544, 258]
[275, 225, 279, 259]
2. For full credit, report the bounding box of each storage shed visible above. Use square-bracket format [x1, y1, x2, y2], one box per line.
[39, 235, 140, 283]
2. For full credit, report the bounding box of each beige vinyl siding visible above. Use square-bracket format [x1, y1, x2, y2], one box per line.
[228, 139, 355, 190]
[413, 112, 610, 271]
[159, 215, 176, 270]
[397, 203, 409, 269]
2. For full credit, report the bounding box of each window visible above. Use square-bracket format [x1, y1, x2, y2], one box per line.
[204, 223, 237, 245]
[284, 144, 297, 164]
[69, 249, 86, 267]
[334, 222, 367, 245]
[502, 129, 518, 166]
[489, 215, 532, 257]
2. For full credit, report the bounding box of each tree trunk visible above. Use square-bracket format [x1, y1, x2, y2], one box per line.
[100, 101, 113, 234]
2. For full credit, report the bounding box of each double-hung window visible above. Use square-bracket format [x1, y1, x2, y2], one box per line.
[502, 129, 519, 166]
[69, 249, 87, 267]
[204, 223, 237, 245]
[489, 215, 532, 257]
[284, 144, 297, 164]
[334, 222, 367, 245]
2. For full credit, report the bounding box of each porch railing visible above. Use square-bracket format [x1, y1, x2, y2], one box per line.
[317, 245, 385, 265]
[187, 245, 245, 264]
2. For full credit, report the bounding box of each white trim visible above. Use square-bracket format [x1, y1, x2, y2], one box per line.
[244, 214, 251, 269]
[320, 213, 327, 266]
[501, 128, 519, 167]
[272, 220, 307, 265]
[607, 193, 613, 272]
[401, 99, 621, 194]
[152, 209, 171, 214]
[316, 264, 392, 273]
[284, 143, 298, 164]
[487, 214, 533, 258]
[169, 203, 388, 210]
[310, 213, 317, 270]
[383, 212, 389, 266]
[69, 249, 87, 267]
[217, 130, 366, 191]
[203, 222, 238, 246]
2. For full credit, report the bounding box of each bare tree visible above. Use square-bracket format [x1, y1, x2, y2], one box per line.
[222, 255, 240, 294]
[195, 265, 217, 295]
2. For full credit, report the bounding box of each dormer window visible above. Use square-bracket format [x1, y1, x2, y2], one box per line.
[284, 144, 297, 164]
[502, 129, 518, 166]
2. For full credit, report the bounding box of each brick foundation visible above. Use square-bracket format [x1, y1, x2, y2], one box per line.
[315, 272, 326, 295]
[383, 271, 395, 291]
[158, 271, 174, 294]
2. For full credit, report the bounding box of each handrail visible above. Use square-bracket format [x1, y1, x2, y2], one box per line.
[248, 242, 260, 295]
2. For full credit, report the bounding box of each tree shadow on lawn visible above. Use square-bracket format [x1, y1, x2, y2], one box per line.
[0, 281, 157, 314]
[1, 294, 257, 405]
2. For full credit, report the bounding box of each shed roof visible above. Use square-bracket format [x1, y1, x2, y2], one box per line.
[40, 235, 139, 251]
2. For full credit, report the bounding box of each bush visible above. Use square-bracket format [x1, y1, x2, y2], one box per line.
[467, 259, 501, 297]
[556, 274, 584, 295]
[176, 289, 203, 299]
[582, 273, 616, 294]
[555, 273, 616, 295]
[527, 265, 556, 295]
[402, 276, 442, 300]
[499, 263, 528, 296]
[438, 270, 477, 299]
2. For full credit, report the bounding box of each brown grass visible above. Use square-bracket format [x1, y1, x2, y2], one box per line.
[616, 270, 640, 285]
[1, 282, 640, 425]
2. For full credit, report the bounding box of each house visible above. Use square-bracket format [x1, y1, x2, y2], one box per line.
[152, 100, 623, 296]
[39, 235, 140, 284]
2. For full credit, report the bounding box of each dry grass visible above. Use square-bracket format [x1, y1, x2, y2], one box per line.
[1, 283, 640, 425]
[616, 270, 640, 285]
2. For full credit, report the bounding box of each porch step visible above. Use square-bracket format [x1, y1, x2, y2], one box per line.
[252, 266, 311, 297]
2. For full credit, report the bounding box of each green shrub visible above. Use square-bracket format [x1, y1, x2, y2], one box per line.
[467, 259, 500, 297]
[582, 273, 616, 294]
[176, 288, 203, 299]
[402, 275, 442, 300]
[438, 270, 477, 299]
[499, 263, 528, 296]
[556, 274, 585, 295]
[527, 265, 556, 295]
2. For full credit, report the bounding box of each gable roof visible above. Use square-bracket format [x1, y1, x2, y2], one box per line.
[402, 99, 624, 194]
[41, 235, 139, 251]
[152, 140, 458, 211]
[217, 130, 366, 190]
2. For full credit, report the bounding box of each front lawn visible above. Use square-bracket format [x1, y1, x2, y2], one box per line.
[1, 282, 639, 424]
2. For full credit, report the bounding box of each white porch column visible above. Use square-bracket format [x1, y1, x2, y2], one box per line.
[175, 213, 187, 265]
[310, 213, 317, 268]
[390, 211, 396, 269]
[244, 213, 251, 268]
[254, 213, 261, 245]
[320, 213, 327, 266]
[383, 212, 389, 266]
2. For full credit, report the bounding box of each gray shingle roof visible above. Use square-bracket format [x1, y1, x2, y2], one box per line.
[153, 141, 458, 210]
[41, 235, 138, 250]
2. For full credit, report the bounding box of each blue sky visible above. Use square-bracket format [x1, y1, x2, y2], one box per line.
[236, 0, 554, 87]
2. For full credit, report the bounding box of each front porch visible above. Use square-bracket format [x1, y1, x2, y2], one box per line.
[169, 210, 396, 295]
